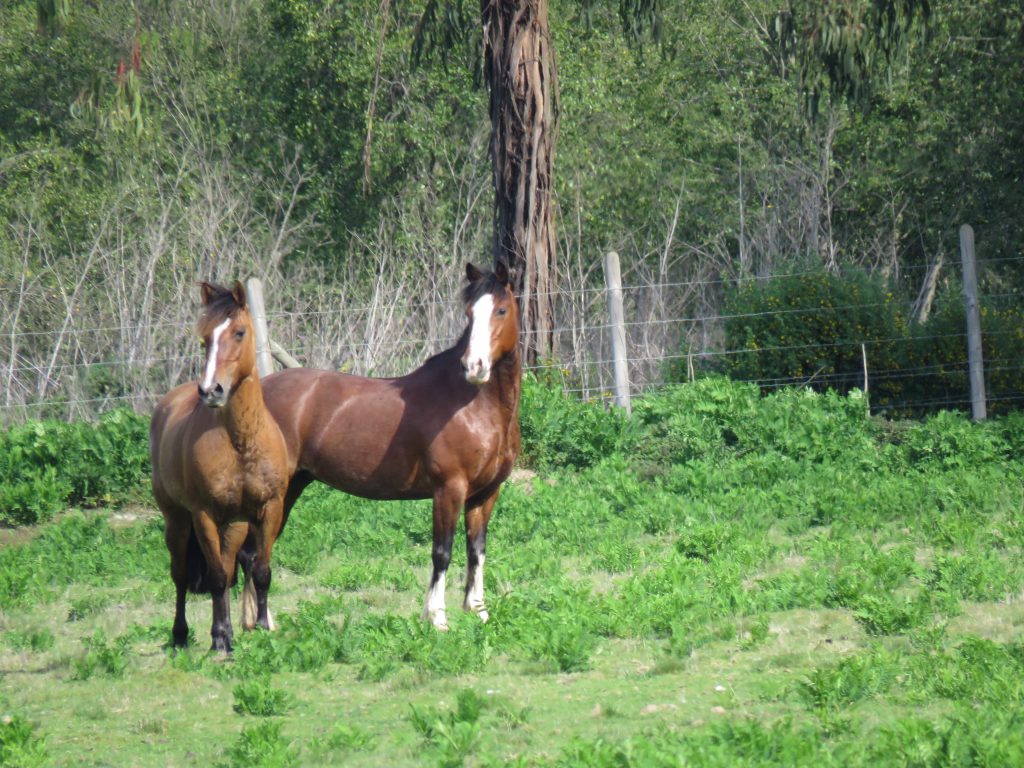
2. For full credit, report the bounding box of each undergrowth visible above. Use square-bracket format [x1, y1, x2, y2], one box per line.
[3, 378, 1024, 765]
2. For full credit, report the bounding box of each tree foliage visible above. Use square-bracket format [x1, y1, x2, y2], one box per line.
[1, 0, 1022, 419]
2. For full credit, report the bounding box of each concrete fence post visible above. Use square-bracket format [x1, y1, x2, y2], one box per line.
[959, 224, 986, 421]
[603, 251, 631, 414]
[245, 277, 275, 379]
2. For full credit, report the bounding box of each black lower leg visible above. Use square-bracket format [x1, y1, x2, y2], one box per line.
[210, 576, 233, 652]
[253, 562, 272, 630]
[172, 582, 189, 648]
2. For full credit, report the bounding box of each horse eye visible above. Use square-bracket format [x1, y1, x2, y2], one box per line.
[234, 329, 246, 340]
[496, 308, 508, 317]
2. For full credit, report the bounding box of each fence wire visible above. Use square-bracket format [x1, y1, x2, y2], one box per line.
[2, 268, 1022, 422]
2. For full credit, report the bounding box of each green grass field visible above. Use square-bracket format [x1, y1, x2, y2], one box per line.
[2, 380, 1024, 766]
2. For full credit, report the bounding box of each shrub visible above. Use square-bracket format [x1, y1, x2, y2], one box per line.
[902, 293, 1024, 417]
[718, 269, 906, 402]
[0, 409, 150, 526]
[898, 409, 1002, 470]
[519, 373, 629, 470]
[714, 269, 1024, 417]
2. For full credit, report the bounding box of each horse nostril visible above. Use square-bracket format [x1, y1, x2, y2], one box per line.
[213, 383, 224, 396]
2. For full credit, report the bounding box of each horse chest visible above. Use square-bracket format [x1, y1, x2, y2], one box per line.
[455, 404, 519, 488]
[189, 443, 281, 511]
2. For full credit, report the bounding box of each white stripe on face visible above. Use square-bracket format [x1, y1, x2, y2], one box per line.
[201, 318, 232, 391]
[465, 293, 494, 383]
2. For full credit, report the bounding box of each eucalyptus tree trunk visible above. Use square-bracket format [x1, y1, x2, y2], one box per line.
[481, 0, 558, 365]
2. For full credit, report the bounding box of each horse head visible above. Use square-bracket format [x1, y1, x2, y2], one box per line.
[461, 261, 519, 385]
[196, 281, 256, 408]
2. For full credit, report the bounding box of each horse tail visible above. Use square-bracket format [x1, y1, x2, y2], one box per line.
[186, 527, 211, 594]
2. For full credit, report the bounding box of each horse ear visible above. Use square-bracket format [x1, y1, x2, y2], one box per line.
[465, 263, 483, 282]
[494, 260, 510, 285]
[199, 282, 218, 306]
[231, 280, 247, 309]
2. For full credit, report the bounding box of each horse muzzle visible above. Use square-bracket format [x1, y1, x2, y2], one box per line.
[197, 382, 229, 408]
[462, 357, 491, 385]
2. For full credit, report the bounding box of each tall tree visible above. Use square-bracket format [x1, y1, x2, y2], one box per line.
[480, 0, 557, 362]
[766, 0, 932, 117]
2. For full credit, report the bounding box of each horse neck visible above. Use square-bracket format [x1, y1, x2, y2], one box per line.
[453, 320, 522, 416]
[220, 373, 271, 454]
[489, 343, 522, 418]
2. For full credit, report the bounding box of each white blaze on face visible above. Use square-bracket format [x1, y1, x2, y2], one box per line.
[465, 293, 494, 383]
[201, 318, 232, 392]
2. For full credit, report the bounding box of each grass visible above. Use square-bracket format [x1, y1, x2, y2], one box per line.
[2, 385, 1024, 765]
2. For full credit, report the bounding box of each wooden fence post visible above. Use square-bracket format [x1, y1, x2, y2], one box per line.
[245, 277, 275, 379]
[603, 251, 631, 414]
[959, 224, 986, 421]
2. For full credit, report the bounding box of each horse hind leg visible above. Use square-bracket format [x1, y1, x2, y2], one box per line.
[246, 501, 283, 632]
[238, 529, 276, 632]
[422, 480, 466, 631]
[161, 506, 192, 648]
[463, 489, 499, 623]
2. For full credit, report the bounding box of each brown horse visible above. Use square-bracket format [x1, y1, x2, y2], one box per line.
[150, 282, 290, 651]
[260, 262, 521, 629]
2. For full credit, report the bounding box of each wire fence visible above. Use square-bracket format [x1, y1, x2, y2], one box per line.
[2, 262, 1022, 423]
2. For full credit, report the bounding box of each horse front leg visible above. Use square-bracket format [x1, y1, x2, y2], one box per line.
[422, 479, 467, 631]
[193, 512, 234, 653]
[463, 489, 499, 623]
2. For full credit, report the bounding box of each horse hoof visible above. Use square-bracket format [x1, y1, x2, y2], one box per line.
[424, 609, 449, 631]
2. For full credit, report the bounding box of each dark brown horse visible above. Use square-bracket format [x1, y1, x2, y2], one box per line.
[260, 262, 521, 629]
[150, 282, 290, 651]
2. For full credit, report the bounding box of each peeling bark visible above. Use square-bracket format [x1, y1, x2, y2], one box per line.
[482, 0, 558, 364]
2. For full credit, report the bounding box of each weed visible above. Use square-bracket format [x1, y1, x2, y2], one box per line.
[927, 552, 1022, 602]
[323, 722, 374, 752]
[740, 615, 771, 649]
[798, 648, 901, 710]
[67, 593, 112, 622]
[232, 678, 293, 717]
[853, 592, 933, 636]
[354, 613, 492, 681]
[70, 629, 130, 680]
[590, 539, 641, 573]
[4, 628, 54, 653]
[0, 713, 48, 768]
[409, 690, 485, 768]
[321, 560, 417, 591]
[219, 721, 298, 768]
[229, 598, 349, 678]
